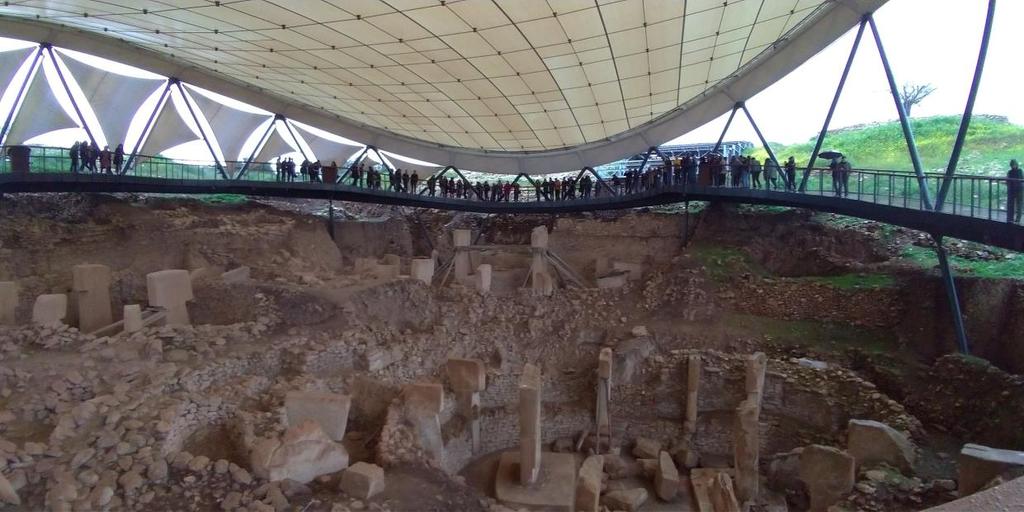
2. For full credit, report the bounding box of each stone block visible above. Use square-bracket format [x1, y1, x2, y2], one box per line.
[745, 352, 767, 404]
[530, 226, 549, 249]
[495, 451, 576, 511]
[576, 455, 604, 512]
[381, 254, 401, 266]
[475, 264, 492, 293]
[799, 445, 855, 512]
[221, 266, 250, 284]
[601, 488, 648, 512]
[710, 472, 741, 512]
[370, 263, 400, 279]
[655, 451, 680, 501]
[123, 305, 143, 334]
[532, 271, 554, 296]
[594, 257, 611, 277]
[596, 272, 628, 289]
[847, 419, 916, 473]
[264, 420, 349, 484]
[958, 444, 1024, 496]
[403, 382, 444, 416]
[453, 229, 472, 247]
[0, 281, 16, 325]
[598, 348, 613, 379]
[354, 258, 377, 274]
[733, 399, 760, 504]
[611, 261, 644, 281]
[340, 462, 385, 500]
[447, 358, 486, 392]
[410, 258, 434, 285]
[285, 391, 352, 442]
[32, 294, 67, 325]
[633, 438, 661, 459]
[72, 264, 112, 333]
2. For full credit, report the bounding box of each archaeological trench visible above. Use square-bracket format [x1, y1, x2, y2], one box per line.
[1, 193, 1023, 512]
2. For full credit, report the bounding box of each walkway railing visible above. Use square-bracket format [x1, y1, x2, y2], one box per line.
[1, 145, 1021, 225]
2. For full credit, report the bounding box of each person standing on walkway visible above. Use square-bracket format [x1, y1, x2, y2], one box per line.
[764, 157, 778, 190]
[1008, 159, 1023, 223]
[113, 144, 124, 174]
[69, 142, 80, 173]
[99, 146, 112, 174]
[785, 156, 797, 191]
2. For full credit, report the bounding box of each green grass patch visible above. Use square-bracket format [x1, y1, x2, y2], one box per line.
[725, 313, 900, 355]
[746, 115, 1024, 178]
[900, 245, 1024, 279]
[198, 194, 248, 205]
[690, 245, 765, 282]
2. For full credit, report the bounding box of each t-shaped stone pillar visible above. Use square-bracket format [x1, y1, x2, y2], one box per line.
[519, 363, 542, 485]
[146, 270, 193, 326]
[475, 264, 492, 294]
[685, 354, 701, 437]
[734, 398, 760, 505]
[745, 352, 767, 406]
[453, 229, 472, 283]
[72, 264, 112, 333]
[0, 281, 16, 325]
[447, 358, 486, 453]
[403, 382, 445, 464]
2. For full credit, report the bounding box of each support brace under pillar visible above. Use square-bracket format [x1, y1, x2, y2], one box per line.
[933, 234, 970, 354]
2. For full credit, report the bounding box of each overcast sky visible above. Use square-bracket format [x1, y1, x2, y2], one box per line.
[671, 0, 1022, 146]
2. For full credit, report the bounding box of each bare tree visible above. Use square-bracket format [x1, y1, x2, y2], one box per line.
[899, 83, 936, 117]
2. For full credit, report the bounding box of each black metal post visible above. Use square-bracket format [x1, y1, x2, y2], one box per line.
[174, 80, 228, 179]
[584, 166, 616, 195]
[869, 15, 933, 210]
[341, 146, 370, 183]
[236, 115, 278, 179]
[447, 165, 482, 200]
[800, 17, 866, 192]
[124, 79, 173, 174]
[0, 46, 44, 146]
[935, 0, 996, 211]
[45, 45, 98, 148]
[741, 104, 780, 168]
[282, 117, 311, 162]
[933, 234, 970, 354]
[521, 173, 550, 200]
[712, 105, 738, 154]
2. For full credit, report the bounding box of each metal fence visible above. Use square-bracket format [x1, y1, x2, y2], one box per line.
[1, 145, 1021, 224]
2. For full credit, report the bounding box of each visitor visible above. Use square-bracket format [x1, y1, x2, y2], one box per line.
[838, 156, 851, 197]
[89, 141, 99, 172]
[113, 144, 124, 174]
[1008, 159, 1023, 223]
[785, 156, 797, 191]
[763, 157, 778, 190]
[69, 142, 80, 173]
[750, 156, 762, 189]
[513, 182, 521, 202]
[410, 171, 419, 194]
[99, 146, 112, 174]
[402, 170, 411, 193]
[310, 160, 322, 183]
[300, 159, 310, 181]
[78, 141, 90, 172]
[275, 157, 283, 182]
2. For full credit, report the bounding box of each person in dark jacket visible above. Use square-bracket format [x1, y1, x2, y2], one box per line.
[99, 146, 112, 174]
[1008, 159, 1023, 223]
[113, 143, 124, 174]
[69, 142, 80, 172]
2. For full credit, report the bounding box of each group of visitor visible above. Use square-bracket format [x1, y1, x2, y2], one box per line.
[275, 158, 340, 183]
[69, 141, 124, 174]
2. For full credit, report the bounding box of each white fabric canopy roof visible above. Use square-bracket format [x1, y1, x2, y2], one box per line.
[5, 59, 80, 144]
[140, 93, 200, 157]
[293, 121, 362, 166]
[0, 0, 886, 173]
[56, 49, 164, 150]
[184, 84, 273, 162]
[254, 122, 301, 163]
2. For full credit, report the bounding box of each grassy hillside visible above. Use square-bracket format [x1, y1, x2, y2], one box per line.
[746, 115, 1024, 177]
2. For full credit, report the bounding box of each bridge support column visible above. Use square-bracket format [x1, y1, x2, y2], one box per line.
[933, 235, 970, 354]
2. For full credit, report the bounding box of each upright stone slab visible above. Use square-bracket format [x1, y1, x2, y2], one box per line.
[530, 226, 549, 292]
[655, 451, 680, 501]
[519, 363, 542, 485]
[533, 271, 554, 297]
[799, 445, 855, 512]
[475, 264, 492, 293]
[354, 258, 377, 274]
[123, 305, 143, 334]
[453, 229, 472, 282]
[847, 419, 916, 473]
[340, 462, 386, 500]
[146, 269, 193, 326]
[958, 443, 1024, 496]
[745, 352, 767, 405]
[32, 294, 67, 325]
[709, 472, 741, 512]
[404, 382, 444, 416]
[0, 281, 16, 325]
[403, 383, 445, 463]
[410, 258, 435, 285]
[596, 348, 613, 448]
[733, 399, 760, 504]
[72, 264, 112, 333]
[285, 391, 352, 441]
[685, 355, 701, 436]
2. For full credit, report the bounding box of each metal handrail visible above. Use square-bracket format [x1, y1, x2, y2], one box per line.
[1, 144, 1021, 225]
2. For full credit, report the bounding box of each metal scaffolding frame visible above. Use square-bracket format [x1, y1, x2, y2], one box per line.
[0, 45, 43, 146]
[123, 78, 173, 174]
[44, 44, 97, 148]
[235, 114, 279, 180]
[174, 79, 228, 179]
